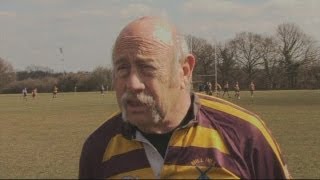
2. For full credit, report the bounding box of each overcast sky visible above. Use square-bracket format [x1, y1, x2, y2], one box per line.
[0, 0, 319, 72]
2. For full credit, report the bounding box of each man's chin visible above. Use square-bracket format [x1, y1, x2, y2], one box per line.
[127, 117, 150, 127]
[124, 113, 159, 126]
[125, 104, 149, 113]
[123, 111, 147, 122]
[121, 107, 162, 127]
[122, 106, 144, 120]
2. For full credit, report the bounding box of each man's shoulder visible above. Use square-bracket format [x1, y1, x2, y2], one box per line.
[193, 94, 289, 179]
[84, 112, 123, 147]
[194, 93, 280, 154]
[195, 93, 265, 134]
[196, 93, 257, 115]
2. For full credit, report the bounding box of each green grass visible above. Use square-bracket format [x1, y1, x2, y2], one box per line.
[1, 90, 320, 178]
[0, 92, 118, 178]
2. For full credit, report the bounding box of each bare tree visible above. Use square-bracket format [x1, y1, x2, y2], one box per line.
[0, 57, 16, 90]
[90, 66, 113, 90]
[299, 43, 320, 88]
[258, 36, 282, 89]
[185, 35, 215, 84]
[276, 22, 317, 88]
[233, 32, 263, 84]
[217, 40, 237, 84]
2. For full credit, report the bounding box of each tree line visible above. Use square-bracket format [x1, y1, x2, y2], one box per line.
[0, 22, 319, 94]
[188, 22, 320, 90]
[0, 62, 113, 93]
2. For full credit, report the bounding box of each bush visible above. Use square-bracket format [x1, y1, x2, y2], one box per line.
[1, 77, 58, 94]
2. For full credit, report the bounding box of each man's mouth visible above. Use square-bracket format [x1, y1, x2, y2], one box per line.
[125, 99, 147, 113]
[127, 100, 144, 106]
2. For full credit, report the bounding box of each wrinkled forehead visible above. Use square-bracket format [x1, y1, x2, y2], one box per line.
[113, 18, 176, 62]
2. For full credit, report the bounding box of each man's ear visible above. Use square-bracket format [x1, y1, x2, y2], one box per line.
[181, 54, 196, 89]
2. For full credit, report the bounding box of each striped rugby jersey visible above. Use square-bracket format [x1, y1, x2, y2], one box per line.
[79, 93, 290, 179]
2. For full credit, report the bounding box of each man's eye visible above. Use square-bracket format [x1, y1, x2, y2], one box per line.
[116, 65, 130, 77]
[117, 65, 129, 71]
[141, 64, 155, 70]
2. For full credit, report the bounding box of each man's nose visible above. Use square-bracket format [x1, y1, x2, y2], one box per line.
[126, 70, 145, 92]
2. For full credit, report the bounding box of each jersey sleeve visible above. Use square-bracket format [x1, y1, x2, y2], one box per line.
[245, 132, 291, 179]
[79, 137, 95, 179]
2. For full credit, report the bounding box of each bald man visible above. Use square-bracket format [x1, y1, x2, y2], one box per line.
[79, 16, 290, 179]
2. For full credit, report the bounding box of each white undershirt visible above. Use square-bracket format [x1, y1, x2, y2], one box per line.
[135, 131, 164, 179]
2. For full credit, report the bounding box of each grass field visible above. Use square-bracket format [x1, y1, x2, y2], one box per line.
[0, 90, 319, 178]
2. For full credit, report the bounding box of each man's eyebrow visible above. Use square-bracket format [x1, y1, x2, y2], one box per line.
[135, 56, 156, 63]
[135, 59, 155, 64]
[114, 57, 128, 66]
[114, 56, 157, 66]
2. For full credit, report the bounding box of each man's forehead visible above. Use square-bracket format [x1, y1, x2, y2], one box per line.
[113, 35, 173, 63]
[114, 54, 157, 64]
[118, 17, 175, 46]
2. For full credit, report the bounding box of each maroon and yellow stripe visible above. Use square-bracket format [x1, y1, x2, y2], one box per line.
[102, 134, 143, 162]
[165, 146, 240, 177]
[170, 125, 229, 154]
[197, 94, 287, 172]
[161, 164, 240, 179]
[109, 168, 154, 179]
[101, 148, 151, 178]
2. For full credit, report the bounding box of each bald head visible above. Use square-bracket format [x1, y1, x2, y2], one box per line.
[112, 16, 188, 64]
[119, 16, 176, 45]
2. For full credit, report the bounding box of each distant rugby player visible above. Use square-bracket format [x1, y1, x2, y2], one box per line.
[249, 81, 255, 98]
[215, 82, 222, 97]
[100, 85, 105, 96]
[234, 81, 240, 100]
[222, 81, 230, 98]
[53, 85, 58, 98]
[22, 87, 28, 101]
[206, 82, 212, 95]
[32, 88, 37, 99]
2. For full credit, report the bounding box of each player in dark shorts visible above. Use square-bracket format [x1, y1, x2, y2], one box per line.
[222, 82, 230, 98]
[32, 88, 37, 99]
[53, 86, 58, 98]
[249, 81, 255, 98]
[234, 81, 240, 99]
[206, 82, 213, 95]
[22, 88, 27, 100]
[100, 85, 105, 96]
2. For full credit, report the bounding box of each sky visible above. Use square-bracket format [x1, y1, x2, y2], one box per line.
[0, 0, 319, 72]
